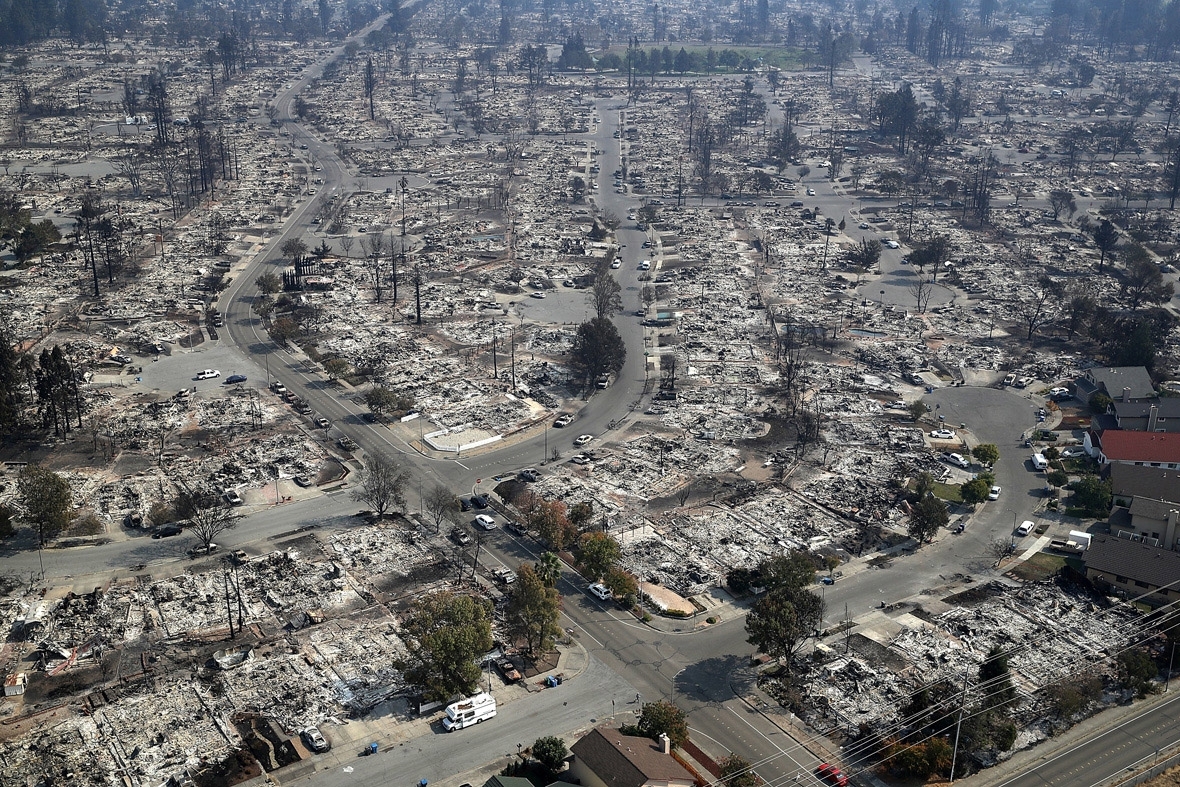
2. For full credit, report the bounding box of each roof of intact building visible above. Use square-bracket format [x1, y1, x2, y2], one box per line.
[1085, 534, 1180, 589]
[1082, 366, 1156, 400]
[570, 728, 694, 787]
[1100, 431, 1180, 464]
[1110, 464, 1180, 501]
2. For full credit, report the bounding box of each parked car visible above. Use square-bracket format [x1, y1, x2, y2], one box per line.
[195, 369, 221, 380]
[225, 374, 248, 384]
[553, 413, 575, 427]
[189, 543, 219, 557]
[152, 524, 183, 539]
[1016, 520, 1034, 537]
[529, 291, 546, 299]
[610, 259, 621, 268]
[887, 400, 907, 409]
[293, 475, 313, 488]
[988, 485, 1002, 500]
[470, 494, 490, 509]
[313, 417, 330, 429]
[223, 488, 244, 505]
[883, 239, 900, 249]
[1031, 452, 1049, 470]
[459, 497, 472, 512]
[338, 437, 359, 451]
[302, 728, 330, 753]
[930, 429, 956, 440]
[518, 468, 540, 482]
[450, 528, 471, 545]
[1002, 373, 1017, 386]
[638, 260, 651, 270]
[473, 514, 497, 530]
[505, 521, 526, 536]
[270, 381, 287, 394]
[1061, 447, 1086, 458]
[942, 452, 970, 469]
[574, 434, 594, 446]
[571, 454, 591, 465]
[858, 222, 870, 229]
[588, 583, 613, 601]
[1048, 386, 1070, 398]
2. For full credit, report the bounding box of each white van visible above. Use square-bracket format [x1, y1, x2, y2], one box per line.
[1030, 453, 1048, 471]
[442, 693, 496, 731]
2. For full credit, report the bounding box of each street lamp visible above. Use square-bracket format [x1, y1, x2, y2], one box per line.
[669, 666, 687, 704]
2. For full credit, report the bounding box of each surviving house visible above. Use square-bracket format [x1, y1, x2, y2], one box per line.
[1109, 399, 1180, 433]
[1095, 431, 1180, 470]
[1110, 464, 1180, 507]
[1074, 366, 1156, 404]
[1084, 534, 1180, 605]
[568, 728, 695, 787]
[1108, 496, 1180, 549]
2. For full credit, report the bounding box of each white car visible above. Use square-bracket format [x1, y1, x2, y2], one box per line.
[942, 452, 970, 469]
[884, 240, 900, 249]
[806, 188, 816, 196]
[588, 583, 613, 601]
[930, 429, 955, 440]
[223, 488, 244, 505]
[574, 434, 594, 446]
[1049, 387, 1070, 399]
[553, 413, 574, 427]
[859, 222, 870, 229]
[1061, 447, 1086, 458]
[610, 259, 621, 269]
[571, 454, 591, 465]
[530, 291, 546, 299]
[887, 400, 907, 409]
[1016, 520, 1034, 537]
[988, 485, 1001, 501]
[638, 260, 651, 270]
[195, 369, 221, 380]
[473, 514, 497, 530]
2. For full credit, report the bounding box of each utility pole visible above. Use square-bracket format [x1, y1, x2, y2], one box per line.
[948, 667, 972, 782]
[400, 175, 409, 236]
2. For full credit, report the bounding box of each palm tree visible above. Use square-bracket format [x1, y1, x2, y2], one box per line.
[536, 551, 562, 588]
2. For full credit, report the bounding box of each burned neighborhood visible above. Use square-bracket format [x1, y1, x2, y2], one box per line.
[3, 0, 1180, 785]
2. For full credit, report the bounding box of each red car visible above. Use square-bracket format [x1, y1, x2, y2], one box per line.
[817, 763, 848, 786]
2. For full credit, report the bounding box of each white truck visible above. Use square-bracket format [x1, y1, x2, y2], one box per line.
[441, 692, 496, 731]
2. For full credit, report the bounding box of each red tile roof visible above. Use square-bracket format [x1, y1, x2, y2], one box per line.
[1101, 430, 1180, 463]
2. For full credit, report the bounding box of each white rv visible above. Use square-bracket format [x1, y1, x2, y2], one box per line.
[441, 692, 496, 731]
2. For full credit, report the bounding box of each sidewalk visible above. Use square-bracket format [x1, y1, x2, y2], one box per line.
[269, 636, 592, 785]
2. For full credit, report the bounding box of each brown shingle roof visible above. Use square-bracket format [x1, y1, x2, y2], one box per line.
[1084, 534, 1180, 589]
[571, 728, 693, 787]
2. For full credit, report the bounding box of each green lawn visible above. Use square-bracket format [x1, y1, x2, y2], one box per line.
[931, 481, 964, 503]
[1009, 552, 1066, 581]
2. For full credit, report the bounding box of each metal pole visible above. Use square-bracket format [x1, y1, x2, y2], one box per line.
[949, 667, 971, 782]
[1169, 641, 1177, 692]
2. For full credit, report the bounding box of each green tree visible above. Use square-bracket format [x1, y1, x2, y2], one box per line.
[909, 494, 949, 542]
[1047, 470, 1068, 487]
[364, 385, 413, 416]
[718, 754, 758, 787]
[506, 565, 563, 655]
[745, 585, 824, 664]
[1117, 648, 1158, 696]
[350, 454, 409, 517]
[256, 272, 282, 294]
[18, 464, 72, 545]
[269, 315, 301, 344]
[979, 645, 1017, 710]
[532, 735, 569, 774]
[1071, 474, 1111, 516]
[972, 443, 1000, 466]
[280, 237, 309, 264]
[960, 477, 992, 506]
[0, 503, 17, 540]
[322, 357, 350, 380]
[757, 551, 816, 591]
[637, 700, 689, 747]
[536, 551, 562, 588]
[575, 531, 621, 581]
[1121, 245, 1174, 307]
[570, 317, 626, 391]
[568, 500, 594, 528]
[401, 591, 494, 702]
